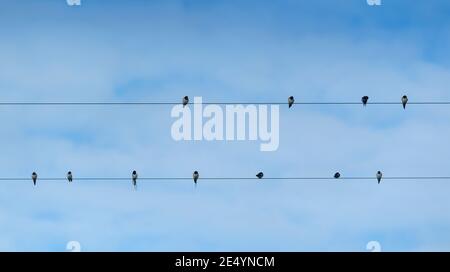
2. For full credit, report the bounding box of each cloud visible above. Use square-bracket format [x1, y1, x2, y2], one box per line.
[0, 0, 450, 251]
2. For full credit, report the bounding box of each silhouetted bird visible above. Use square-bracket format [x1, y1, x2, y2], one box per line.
[193, 171, 199, 186]
[31, 172, 38, 186]
[132, 170, 138, 189]
[402, 95, 408, 109]
[256, 172, 264, 179]
[67, 171, 73, 182]
[288, 96, 295, 108]
[376, 171, 383, 184]
[183, 96, 189, 107]
[334, 172, 341, 179]
[362, 96, 369, 107]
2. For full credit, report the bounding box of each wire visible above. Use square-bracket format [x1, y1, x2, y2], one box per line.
[1, 176, 450, 181]
[0, 102, 450, 106]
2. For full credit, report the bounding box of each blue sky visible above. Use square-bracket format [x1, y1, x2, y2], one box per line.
[1, 0, 450, 251]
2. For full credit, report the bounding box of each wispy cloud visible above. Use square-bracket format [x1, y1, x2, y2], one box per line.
[0, 0, 450, 251]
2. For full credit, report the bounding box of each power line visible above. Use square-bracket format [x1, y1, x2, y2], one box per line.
[1, 176, 450, 181]
[0, 102, 450, 106]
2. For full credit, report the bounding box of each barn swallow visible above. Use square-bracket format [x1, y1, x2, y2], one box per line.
[402, 95, 408, 109]
[193, 171, 199, 186]
[183, 96, 189, 107]
[32, 172, 37, 186]
[334, 172, 341, 179]
[67, 171, 73, 182]
[362, 96, 369, 107]
[376, 171, 383, 184]
[256, 172, 264, 179]
[288, 96, 295, 108]
[132, 170, 138, 189]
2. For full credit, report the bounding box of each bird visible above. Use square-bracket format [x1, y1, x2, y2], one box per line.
[31, 172, 38, 186]
[288, 96, 295, 108]
[402, 95, 408, 109]
[376, 171, 383, 184]
[67, 171, 73, 183]
[132, 170, 138, 189]
[256, 172, 264, 179]
[193, 171, 199, 186]
[334, 172, 341, 179]
[182, 96, 189, 107]
[362, 96, 369, 107]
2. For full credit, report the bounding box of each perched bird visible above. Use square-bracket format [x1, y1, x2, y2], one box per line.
[402, 95, 408, 109]
[182, 96, 189, 107]
[288, 96, 295, 108]
[193, 171, 199, 186]
[334, 172, 341, 179]
[362, 96, 369, 107]
[31, 172, 38, 186]
[256, 172, 264, 179]
[376, 171, 383, 184]
[67, 171, 73, 183]
[132, 170, 138, 189]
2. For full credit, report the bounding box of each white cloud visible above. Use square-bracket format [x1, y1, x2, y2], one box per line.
[1, 0, 450, 251]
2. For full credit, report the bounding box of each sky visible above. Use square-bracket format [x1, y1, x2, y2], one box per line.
[1, 0, 450, 251]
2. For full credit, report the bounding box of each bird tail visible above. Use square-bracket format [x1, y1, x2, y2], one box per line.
[403, 104, 406, 109]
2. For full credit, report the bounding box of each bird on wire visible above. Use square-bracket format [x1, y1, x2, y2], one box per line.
[362, 96, 369, 107]
[31, 172, 38, 186]
[183, 96, 189, 107]
[256, 172, 264, 179]
[67, 171, 73, 183]
[376, 171, 383, 184]
[402, 95, 408, 109]
[193, 171, 199, 187]
[132, 170, 138, 190]
[288, 96, 295, 108]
